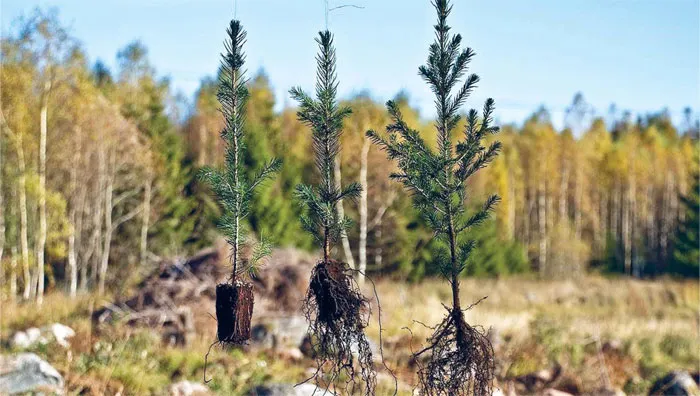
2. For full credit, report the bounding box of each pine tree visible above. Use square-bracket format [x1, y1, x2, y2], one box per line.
[671, 171, 699, 277]
[291, 31, 378, 395]
[199, 20, 281, 344]
[367, 0, 496, 394]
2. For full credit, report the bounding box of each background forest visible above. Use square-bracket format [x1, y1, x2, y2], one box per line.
[1, 10, 697, 304]
[0, 6, 698, 396]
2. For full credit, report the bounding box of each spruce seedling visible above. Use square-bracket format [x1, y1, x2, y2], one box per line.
[367, 0, 497, 394]
[291, 31, 377, 395]
[200, 20, 281, 345]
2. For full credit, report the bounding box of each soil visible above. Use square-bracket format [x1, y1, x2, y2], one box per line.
[215, 281, 254, 344]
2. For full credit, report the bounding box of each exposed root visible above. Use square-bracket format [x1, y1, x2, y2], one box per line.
[299, 260, 377, 396]
[413, 301, 495, 396]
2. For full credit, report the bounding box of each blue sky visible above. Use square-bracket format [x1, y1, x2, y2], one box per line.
[2, 0, 698, 129]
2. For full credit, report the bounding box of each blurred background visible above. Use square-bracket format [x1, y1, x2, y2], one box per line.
[0, 1, 698, 395]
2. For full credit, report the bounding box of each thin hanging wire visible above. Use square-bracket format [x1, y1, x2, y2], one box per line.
[324, 0, 364, 31]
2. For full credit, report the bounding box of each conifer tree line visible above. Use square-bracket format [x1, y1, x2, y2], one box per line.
[0, 8, 698, 303]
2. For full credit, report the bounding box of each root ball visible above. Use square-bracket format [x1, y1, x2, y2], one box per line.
[302, 260, 376, 395]
[216, 281, 254, 344]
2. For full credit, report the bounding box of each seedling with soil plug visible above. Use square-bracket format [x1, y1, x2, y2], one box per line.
[368, 0, 498, 394]
[200, 19, 281, 347]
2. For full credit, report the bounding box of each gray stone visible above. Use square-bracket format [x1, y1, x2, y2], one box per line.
[649, 370, 700, 396]
[47, 324, 75, 348]
[10, 324, 75, 350]
[252, 383, 328, 396]
[249, 315, 309, 350]
[169, 380, 210, 395]
[11, 328, 45, 349]
[0, 353, 64, 395]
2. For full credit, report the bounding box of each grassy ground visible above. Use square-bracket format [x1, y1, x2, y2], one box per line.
[368, 275, 699, 394]
[1, 275, 697, 395]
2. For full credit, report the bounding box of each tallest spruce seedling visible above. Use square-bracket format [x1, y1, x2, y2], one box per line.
[368, 0, 497, 394]
[200, 20, 281, 345]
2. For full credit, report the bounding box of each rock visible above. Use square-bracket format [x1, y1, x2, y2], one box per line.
[649, 370, 700, 396]
[249, 315, 309, 350]
[350, 338, 381, 361]
[525, 292, 537, 303]
[169, 380, 210, 396]
[0, 353, 64, 395]
[299, 335, 314, 358]
[488, 327, 503, 351]
[250, 324, 276, 349]
[11, 332, 32, 349]
[491, 387, 505, 396]
[252, 383, 322, 396]
[542, 389, 573, 396]
[278, 348, 304, 361]
[11, 328, 47, 349]
[11, 324, 75, 350]
[515, 364, 562, 393]
[48, 324, 75, 348]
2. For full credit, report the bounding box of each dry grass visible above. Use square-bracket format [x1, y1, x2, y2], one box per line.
[0, 275, 697, 395]
[365, 275, 699, 393]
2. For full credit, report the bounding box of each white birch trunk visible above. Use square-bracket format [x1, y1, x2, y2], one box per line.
[10, 247, 17, 301]
[559, 163, 569, 222]
[507, 170, 516, 240]
[333, 158, 355, 270]
[37, 88, 49, 305]
[67, 129, 80, 297]
[357, 138, 370, 286]
[538, 175, 547, 276]
[622, 182, 631, 275]
[16, 136, 31, 301]
[0, 123, 5, 284]
[98, 152, 114, 296]
[140, 178, 152, 264]
[199, 125, 208, 166]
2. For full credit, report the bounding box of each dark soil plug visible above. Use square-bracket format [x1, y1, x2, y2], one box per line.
[216, 281, 254, 344]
